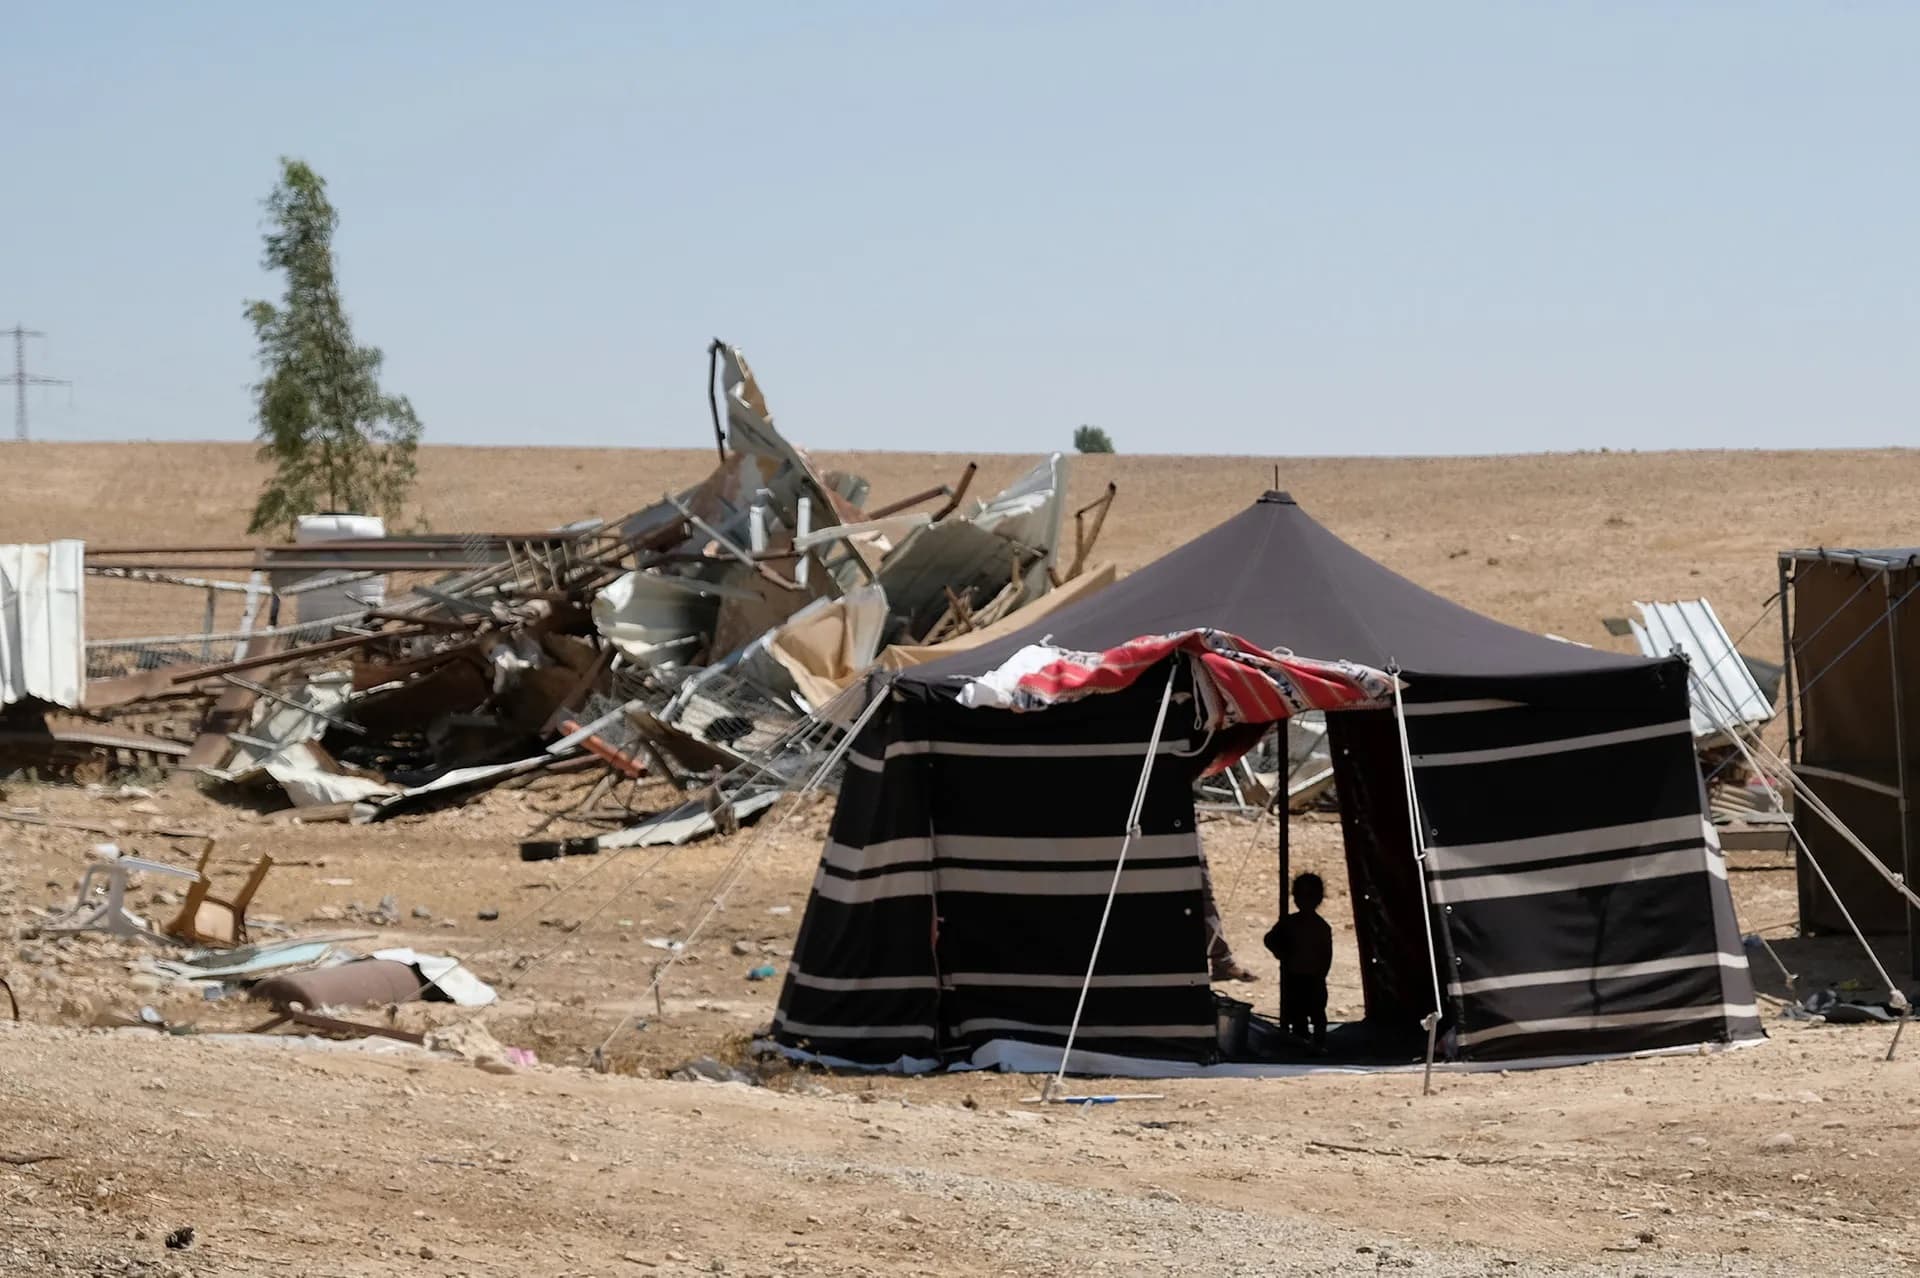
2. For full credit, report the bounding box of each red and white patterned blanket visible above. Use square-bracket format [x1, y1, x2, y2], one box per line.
[957, 629, 1396, 728]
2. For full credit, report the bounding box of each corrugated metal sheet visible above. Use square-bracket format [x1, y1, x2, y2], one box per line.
[0, 540, 86, 709]
[1629, 598, 1773, 739]
[969, 452, 1067, 597]
[877, 520, 1025, 638]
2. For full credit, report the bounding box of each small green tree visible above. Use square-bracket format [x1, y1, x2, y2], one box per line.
[1073, 424, 1115, 454]
[245, 158, 422, 536]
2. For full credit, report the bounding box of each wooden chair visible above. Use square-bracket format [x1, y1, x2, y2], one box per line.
[165, 842, 275, 948]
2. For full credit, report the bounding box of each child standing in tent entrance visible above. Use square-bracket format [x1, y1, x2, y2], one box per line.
[1265, 873, 1332, 1051]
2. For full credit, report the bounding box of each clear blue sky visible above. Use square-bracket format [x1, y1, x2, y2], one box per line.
[3, 3, 1913, 454]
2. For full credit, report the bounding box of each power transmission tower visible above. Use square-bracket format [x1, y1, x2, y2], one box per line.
[2, 325, 70, 442]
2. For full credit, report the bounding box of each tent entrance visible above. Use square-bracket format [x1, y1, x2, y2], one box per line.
[1203, 707, 1437, 1068]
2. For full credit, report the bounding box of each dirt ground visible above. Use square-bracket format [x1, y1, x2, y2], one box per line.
[5, 443, 1920, 1275]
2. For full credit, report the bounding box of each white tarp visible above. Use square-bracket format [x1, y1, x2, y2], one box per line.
[265, 747, 400, 807]
[954, 643, 1065, 711]
[763, 1031, 1764, 1079]
[349, 754, 555, 823]
[0, 540, 85, 708]
[370, 948, 497, 1006]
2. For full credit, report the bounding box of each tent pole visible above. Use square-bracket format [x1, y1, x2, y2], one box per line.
[1275, 774, 1290, 1026]
[1046, 661, 1179, 1101]
[1888, 566, 1919, 985]
[1779, 554, 1809, 943]
[1778, 556, 1797, 767]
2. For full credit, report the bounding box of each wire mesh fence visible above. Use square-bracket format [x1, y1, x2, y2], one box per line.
[84, 610, 375, 681]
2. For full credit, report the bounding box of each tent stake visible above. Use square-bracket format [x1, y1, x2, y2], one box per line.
[1889, 1009, 1909, 1062]
[1420, 1012, 1439, 1096]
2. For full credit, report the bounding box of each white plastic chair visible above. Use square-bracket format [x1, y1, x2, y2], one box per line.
[42, 854, 202, 945]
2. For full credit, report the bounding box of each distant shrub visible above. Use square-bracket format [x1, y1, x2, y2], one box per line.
[1074, 425, 1115, 454]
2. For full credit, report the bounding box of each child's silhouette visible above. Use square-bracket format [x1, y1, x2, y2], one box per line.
[1263, 872, 1332, 1051]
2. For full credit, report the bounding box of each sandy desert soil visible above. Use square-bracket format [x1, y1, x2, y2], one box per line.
[14, 439, 1920, 647]
[4, 443, 1920, 1275]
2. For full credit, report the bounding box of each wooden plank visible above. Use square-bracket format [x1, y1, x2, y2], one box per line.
[183, 679, 258, 770]
[1718, 825, 1795, 853]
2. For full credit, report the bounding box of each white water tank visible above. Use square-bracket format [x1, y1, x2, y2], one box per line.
[285, 514, 388, 625]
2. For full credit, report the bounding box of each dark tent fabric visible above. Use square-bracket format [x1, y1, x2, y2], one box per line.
[1781, 549, 1920, 950]
[1399, 666, 1756, 1058]
[777, 664, 1220, 1066]
[775, 494, 1762, 1071]
[900, 491, 1642, 684]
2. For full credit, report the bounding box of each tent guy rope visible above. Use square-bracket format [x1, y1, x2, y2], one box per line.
[1210, 784, 1273, 935]
[1043, 661, 1180, 1101]
[1389, 666, 1447, 1096]
[383, 679, 881, 1012]
[591, 684, 891, 1064]
[1687, 658, 1920, 916]
[1686, 664, 1910, 1058]
[1792, 573, 1920, 709]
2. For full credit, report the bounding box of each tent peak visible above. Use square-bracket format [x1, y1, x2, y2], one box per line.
[1258, 490, 1296, 505]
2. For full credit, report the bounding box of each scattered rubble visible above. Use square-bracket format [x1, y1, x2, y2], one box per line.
[668, 1054, 755, 1085]
[0, 341, 1129, 1075]
[2, 341, 1118, 853]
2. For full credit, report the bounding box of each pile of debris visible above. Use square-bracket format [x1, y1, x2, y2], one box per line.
[0, 821, 502, 1054]
[0, 342, 1119, 846]
[1195, 713, 1335, 817]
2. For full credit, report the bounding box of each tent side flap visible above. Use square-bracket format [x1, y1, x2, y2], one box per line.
[918, 668, 1216, 1063]
[775, 664, 1220, 1067]
[1787, 555, 1920, 943]
[1405, 663, 1761, 1061]
[1325, 708, 1438, 1027]
[773, 691, 942, 1067]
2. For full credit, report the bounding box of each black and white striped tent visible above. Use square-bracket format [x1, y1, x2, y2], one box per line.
[773, 492, 1761, 1071]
